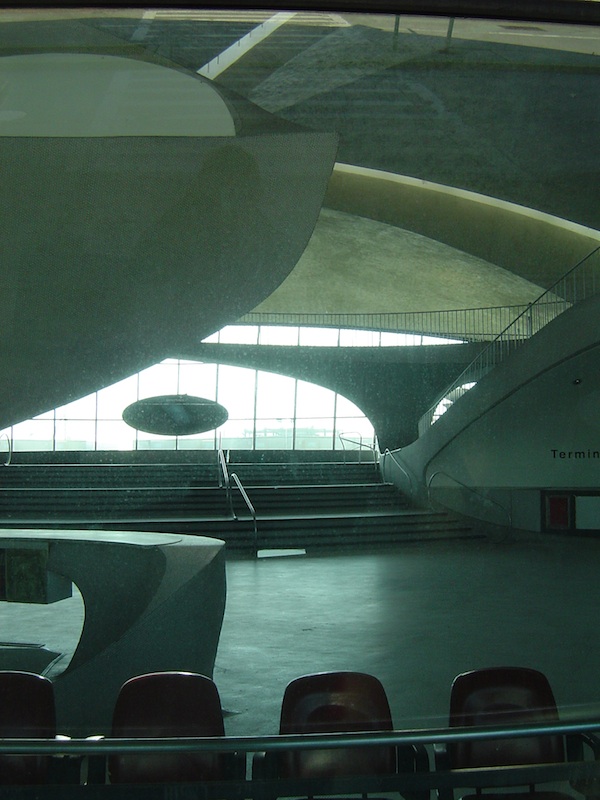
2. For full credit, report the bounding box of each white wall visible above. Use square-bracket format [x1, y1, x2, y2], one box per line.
[383, 294, 600, 532]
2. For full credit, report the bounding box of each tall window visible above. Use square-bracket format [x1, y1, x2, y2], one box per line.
[0, 359, 375, 453]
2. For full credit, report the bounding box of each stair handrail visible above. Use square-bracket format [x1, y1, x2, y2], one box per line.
[419, 245, 600, 433]
[338, 431, 378, 466]
[382, 448, 414, 494]
[217, 440, 234, 518]
[230, 472, 258, 556]
[427, 469, 512, 530]
[0, 433, 12, 467]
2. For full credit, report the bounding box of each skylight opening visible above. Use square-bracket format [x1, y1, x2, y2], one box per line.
[203, 325, 465, 347]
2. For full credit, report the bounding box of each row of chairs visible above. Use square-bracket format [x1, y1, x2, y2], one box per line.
[1, 666, 599, 796]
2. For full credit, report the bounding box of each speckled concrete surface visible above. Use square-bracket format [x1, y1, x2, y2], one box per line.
[4, 534, 600, 736]
[215, 535, 600, 736]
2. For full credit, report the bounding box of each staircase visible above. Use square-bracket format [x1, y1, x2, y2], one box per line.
[0, 451, 476, 553]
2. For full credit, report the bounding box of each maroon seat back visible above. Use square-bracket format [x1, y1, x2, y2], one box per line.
[448, 667, 565, 769]
[277, 671, 396, 779]
[0, 671, 56, 785]
[109, 671, 228, 784]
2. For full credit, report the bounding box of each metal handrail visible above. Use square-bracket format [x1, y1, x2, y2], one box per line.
[382, 448, 414, 494]
[231, 471, 258, 555]
[0, 432, 12, 466]
[217, 441, 234, 518]
[427, 469, 512, 530]
[338, 432, 378, 465]
[1, 717, 600, 754]
[419, 246, 600, 432]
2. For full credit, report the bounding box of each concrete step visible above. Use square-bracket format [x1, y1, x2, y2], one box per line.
[0, 509, 478, 553]
[0, 459, 379, 489]
[0, 454, 475, 552]
[0, 483, 405, 520]
[0, 463, 218, 489]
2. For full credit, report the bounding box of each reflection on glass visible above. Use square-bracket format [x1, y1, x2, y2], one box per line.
[0, 2, 597, 771]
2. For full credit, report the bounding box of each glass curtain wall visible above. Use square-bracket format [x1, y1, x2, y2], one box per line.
[1, 325, 460, 453]
[2, 359, 375, 453]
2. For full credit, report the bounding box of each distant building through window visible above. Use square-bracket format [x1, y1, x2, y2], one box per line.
[1, 326, 459, 452]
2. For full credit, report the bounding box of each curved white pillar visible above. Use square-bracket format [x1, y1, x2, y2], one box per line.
[0, 530, 226, 736]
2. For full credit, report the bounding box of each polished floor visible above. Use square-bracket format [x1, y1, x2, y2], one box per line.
[3, 531, 600, 737]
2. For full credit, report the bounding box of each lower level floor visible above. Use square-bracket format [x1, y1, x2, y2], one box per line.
[2, 530, 599, 735]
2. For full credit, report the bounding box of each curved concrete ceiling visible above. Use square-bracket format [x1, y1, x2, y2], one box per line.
[255, 207, 546, 315]
[0, 52, 337, 429]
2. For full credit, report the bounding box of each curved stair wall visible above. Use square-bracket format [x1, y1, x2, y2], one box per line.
[382, 294, 600, 534]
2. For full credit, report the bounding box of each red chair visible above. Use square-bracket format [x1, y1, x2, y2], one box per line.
[278, 671, 397, 779]
[108, 671, 243, 785]
[435, 667, 599, 800]
[0, 671, 56, 785]
[253, 671, 428, 799]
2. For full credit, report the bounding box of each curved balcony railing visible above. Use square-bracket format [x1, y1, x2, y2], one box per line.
[237, 303, 554, 343]
[418, 246, 600, 434]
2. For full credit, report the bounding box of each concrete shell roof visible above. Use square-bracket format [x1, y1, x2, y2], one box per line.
[256, 207, 546, 315]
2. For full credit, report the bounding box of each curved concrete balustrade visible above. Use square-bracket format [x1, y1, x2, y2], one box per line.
[0, 530, 226, 736]
[383, 294, 600, 531]
[324, 164, 600, 289]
